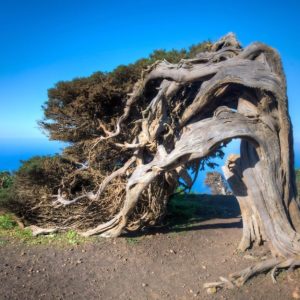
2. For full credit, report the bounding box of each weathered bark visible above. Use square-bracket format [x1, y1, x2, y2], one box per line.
[91, 108, 300, 256]
[37, 33, 300, 288]
[222, 154, 265, 251]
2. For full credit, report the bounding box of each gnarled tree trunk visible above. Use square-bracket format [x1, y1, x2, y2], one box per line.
[48, 33, 300, 288]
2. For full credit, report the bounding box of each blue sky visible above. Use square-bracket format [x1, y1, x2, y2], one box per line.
[0, 0, 299, 161]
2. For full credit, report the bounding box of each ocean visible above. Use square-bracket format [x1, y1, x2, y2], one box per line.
[0, 138, 66, 171]
[0, 138, 299, 193]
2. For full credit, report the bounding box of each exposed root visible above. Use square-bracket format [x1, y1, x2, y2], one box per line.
[80, 215, 123, 237]
[26, 225, 60, 236]
[204, 256, 300, 291]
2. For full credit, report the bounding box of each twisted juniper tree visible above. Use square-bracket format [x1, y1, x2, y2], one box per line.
[17, 33, 300, 288]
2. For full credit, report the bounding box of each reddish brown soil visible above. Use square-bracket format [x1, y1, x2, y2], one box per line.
[0, 196, 299, 300]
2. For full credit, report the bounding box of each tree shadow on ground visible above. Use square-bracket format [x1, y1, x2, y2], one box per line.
[124, 194, 242, 237]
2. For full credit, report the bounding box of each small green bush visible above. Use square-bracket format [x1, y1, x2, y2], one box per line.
[0, 172, 14, 207]
[126, 237, 139, 245]
[0, 172, 13, 189]
[66, 230, 81, 245]
[0, 215, 17, 230]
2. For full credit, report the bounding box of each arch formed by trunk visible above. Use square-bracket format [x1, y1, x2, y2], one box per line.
[83, 107, 300, 256]
[48, 33, 300, 289]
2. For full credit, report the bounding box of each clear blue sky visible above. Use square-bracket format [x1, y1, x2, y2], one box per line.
[0, 0, 299, 153]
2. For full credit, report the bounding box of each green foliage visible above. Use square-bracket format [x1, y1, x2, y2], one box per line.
[0, 227, 32, 246]
[188, 42, 212, 58]
[0, 214, 17, 230]
[0, 214, 32, 243]
[0, 172, 14, 207]
[16, 155, 72, 186]
[126, 237, 140, 245]
[13, 228, 33, 240]
[0, 172, 13, 189]
[40, 41, 212, 144]
[0, 224, 90, 246]
[66, 230, 81, 245]
[166, 194, 201, 226]
[166, 193, 236, 230]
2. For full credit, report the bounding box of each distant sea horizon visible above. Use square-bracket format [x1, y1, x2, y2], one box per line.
[0, 138, 67, 172]
[0, 138, 299, 193]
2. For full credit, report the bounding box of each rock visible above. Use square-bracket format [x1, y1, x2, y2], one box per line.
[207, 287, 217, 295]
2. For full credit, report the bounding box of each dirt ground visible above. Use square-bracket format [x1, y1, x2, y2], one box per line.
[0, 196, 299, 300]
